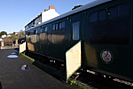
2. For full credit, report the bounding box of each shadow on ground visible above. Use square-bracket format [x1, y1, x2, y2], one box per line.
[0, 82, 2, 89]
[32, 60, 66, 83]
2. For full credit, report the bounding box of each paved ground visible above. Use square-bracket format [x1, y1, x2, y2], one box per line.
[0, 49, 79, 89]
[0, 46, 18, 49]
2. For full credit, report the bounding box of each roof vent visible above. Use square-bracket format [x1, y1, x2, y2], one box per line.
[44, 9, 49, 12]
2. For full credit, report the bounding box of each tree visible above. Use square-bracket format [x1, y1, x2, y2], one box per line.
[13, 32, 15, 35]
[72, 5, 83, 10]
[18, 31, 25, 39]
[19, 29, 23, 32]
[0, 31, 7, 37]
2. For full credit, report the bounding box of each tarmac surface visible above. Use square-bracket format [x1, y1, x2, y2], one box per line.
[0, 49, 79, 89]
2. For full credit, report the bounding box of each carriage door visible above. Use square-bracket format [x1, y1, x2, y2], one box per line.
[40, 25, 48, 55]
[65, 13, 81, 82]
[70, 13, 81, 45]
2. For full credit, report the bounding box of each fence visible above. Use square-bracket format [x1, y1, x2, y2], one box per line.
[4, 42, 12, 46]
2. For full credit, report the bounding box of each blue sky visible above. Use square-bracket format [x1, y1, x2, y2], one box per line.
[0, 0, 95, 34]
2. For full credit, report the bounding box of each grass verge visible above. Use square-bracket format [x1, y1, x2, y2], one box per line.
[21, 53, 35, 62]
[68, 74, 95, 89]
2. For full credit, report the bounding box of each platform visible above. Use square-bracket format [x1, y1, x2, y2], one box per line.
[0, 49, 79, 89]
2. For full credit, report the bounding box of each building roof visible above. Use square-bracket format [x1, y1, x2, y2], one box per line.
[25, 5, 59, 29]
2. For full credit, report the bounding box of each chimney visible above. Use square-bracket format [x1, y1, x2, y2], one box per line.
[49, 5, 55, 10]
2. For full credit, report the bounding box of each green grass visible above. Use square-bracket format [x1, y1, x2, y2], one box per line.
[68, 73, 95, 89]
[69, 79, 94, 89]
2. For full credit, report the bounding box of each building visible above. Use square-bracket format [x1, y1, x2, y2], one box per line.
[0, 38, 3, 41]
[1, 34, 7, 38]
[1, 34, 12, 38]
[25, 5, 59, 30]
[7, 34, 11, 37]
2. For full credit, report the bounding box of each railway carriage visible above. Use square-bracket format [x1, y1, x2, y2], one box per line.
[26, 0, 133, 82]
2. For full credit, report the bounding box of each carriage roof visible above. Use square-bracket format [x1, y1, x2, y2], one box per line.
[26, 0, 111, 31]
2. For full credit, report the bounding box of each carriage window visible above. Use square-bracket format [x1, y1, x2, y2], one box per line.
[62, 22, 65, 28]
[90, 12, 98, 22]
[59, 22, 65, 29]
[40, 28, 43, 33]
[59, 22, 62, 29]
[72, 21, 80, 40]
[34, 30, 36, 34]
[56, 23, 58, 30]
[30, 30, 34, 35]
[28, 32, 30, 35]
[25, 31, 27, 35]
[119, 4, 129, 16]
[42, 26, 45, 32]
[99, 10, 106, 21]
[36, 29, 38, 34]
[45, 27, 48, 32]
[53, 24, 55, 30]
[108, 6, 118, 19]
[36, 27, 41, 34]
[42, 26, 48, 32]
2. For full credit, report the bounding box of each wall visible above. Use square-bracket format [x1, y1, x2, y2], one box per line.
[42, 9, 59, 23]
